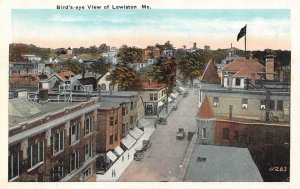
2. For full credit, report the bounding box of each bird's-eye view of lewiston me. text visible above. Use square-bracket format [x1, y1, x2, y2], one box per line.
[8, 8, 291, 182]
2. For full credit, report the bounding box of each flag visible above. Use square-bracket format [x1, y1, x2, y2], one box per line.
[237, 25, 247, 41]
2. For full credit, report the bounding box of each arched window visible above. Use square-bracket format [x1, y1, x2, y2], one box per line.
[109, 84, 114, 90]
[101, 84, 106, 91]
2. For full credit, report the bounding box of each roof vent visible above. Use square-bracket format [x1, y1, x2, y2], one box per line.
[197, 157, 206, 162]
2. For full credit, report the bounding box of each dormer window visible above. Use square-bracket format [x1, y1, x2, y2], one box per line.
[235, 78, 241, 86]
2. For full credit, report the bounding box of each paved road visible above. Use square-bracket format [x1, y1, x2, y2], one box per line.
[118, 87, 199, 181]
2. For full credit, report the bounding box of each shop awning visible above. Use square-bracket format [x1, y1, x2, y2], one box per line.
[138, 118, 150, 128]
[114, 146, 124, 157]
[158, 101, 164, 107]
[170, 93, 178, 99]
[178, 87, 185, 92]
[106, 151, 117, 162]
[168, 97, 173, 103]
[129, 127, 144, 140]
[121, 134, 136, 150]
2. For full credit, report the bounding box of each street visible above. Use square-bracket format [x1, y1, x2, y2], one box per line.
[118, 87, 199, 181]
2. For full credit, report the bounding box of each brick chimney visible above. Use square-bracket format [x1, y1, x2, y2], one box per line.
[148, 78, 152, 86]
[265, 55, 275, 80]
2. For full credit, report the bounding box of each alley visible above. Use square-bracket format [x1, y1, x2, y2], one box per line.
[118, 87, 199, 181]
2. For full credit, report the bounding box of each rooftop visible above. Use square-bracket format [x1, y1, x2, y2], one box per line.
[9, 98, 77, 127]
[142, 81, 165, 90]
[201, 61, 221, 84]
[222, 57, 265, 73]
[185, 145, 263, 182]
[101, 90, 139, 97]
[196, 96, 214, 119]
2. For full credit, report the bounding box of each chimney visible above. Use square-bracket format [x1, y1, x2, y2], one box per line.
[265, 55, 275, 80]
[38, 88, 48, 104]
[149, 78, 152, 86]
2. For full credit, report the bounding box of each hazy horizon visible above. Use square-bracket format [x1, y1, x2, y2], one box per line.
[11, 9, 291, 51]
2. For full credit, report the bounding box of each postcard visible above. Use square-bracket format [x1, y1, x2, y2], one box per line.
[1, 0, 300, 188]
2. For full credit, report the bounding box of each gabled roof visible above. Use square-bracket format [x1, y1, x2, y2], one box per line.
[47, 73, 67, 82]
[78, 77, 97, 89]
[233, 66, 260, 79]
[201, 61, 221, 84]
[196, 96, 215, 119]
[222, 57, 265, 73]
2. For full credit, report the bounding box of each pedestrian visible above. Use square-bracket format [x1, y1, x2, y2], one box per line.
[154, 123, 157, 129]
[112, 169, 114, 178]
[128, 153, 130, 160]
[122, 156, 124, 162]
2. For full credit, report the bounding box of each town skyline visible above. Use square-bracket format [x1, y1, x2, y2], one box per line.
[11, 9, 290, 50]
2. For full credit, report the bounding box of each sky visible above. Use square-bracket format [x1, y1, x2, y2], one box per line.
[11, 9, 290, 50]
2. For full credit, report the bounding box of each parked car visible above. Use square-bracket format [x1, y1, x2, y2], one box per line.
[176, 128, 185, 140]
[134, 146, 144, 161]
[142, 139, 152, 151]
[155, 116, 167, 125]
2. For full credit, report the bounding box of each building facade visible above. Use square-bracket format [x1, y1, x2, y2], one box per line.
[9, 99, 100, 182]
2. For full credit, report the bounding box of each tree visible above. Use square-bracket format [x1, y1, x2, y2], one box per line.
[91, 57, 110, 75]
[110, 65, 142, 90]
[153, 56, 177, 113]
[117, 45, 143, 64]
[98, 43, 110, 53]
[177, 51, 206, 87]
[63, 59, 83, 74]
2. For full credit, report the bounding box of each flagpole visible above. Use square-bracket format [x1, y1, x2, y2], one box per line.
[245, 24, 247, 57]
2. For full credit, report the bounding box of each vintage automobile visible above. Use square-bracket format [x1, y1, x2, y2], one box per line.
[183, 91, 189, 97]
[142, 139, 152, 151]
[176, 128, 185, 140]
[134, 146, 144, 161]
[155, 116, 167, 125]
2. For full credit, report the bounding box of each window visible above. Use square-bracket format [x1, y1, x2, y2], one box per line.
[233, 130, 240, 141]
[269, 100, 275, 110]
[101, 84, 106, 91]
[52, 160, 64, 181]
[8, 151, 19, 180]
[27, 140, 44, 168]
[150, 94, 158, 101]
[115, 133, 118, 142]
[122, 123, 126, 138]
[110, 116, 114, 126]
[235, 78, 241, 86]
[201, 128, 206, 139]
[122, 107, 126, 116]
[70, 150, 80, 172]
[242, 99, 248, 109]
[70, 124, 80, 144]
[227, 77, 229, 86]
[109, 135, 113, 145]
[222, 128, 229, 140]
[130, 102, 134, 110]
[277, 100, 283, 111]
[213, 97, 219, 107]
[109, 84, 114, 90]
[85, 142, 93, 161]
[115, 114, 118, 125]
[130, 116, 133, 124]
[260, 100, 266, 110]
[53, 131, 64, 154]
[85, 117, 93, 136]
[83, 166, 92, 180]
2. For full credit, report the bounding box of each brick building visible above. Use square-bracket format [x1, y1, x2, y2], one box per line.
[9, 98, 100, 182]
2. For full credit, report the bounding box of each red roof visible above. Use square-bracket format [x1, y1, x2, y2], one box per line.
[142, 81, 165, 90]
[223, 57, 265, 73]
[196, 96, 215, 119]
[58, 71, 75, 80]
[233, 66, 260, 79]
[201, 61, 221, 84]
